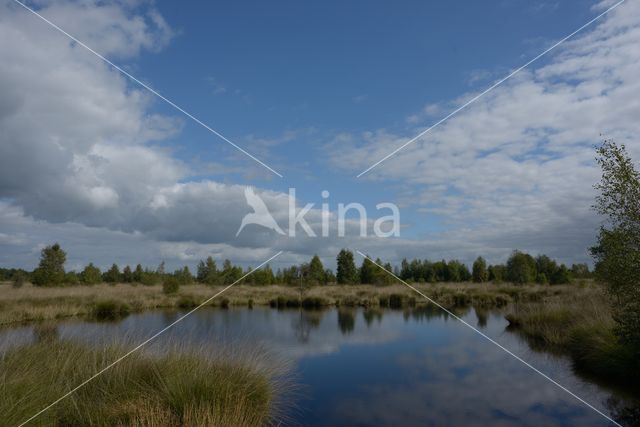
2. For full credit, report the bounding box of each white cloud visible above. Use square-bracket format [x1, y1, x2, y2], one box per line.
[0, 0, 185, 225]
[2, 0, 638, 271]
[325, 0, 640, 264]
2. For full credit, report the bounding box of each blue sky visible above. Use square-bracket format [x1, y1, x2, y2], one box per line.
[1, 0, 639, 271]
[146, 0, 596, 188]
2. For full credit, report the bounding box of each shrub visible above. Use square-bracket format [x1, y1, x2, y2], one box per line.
[162, 277, 180, 295]
[536, 273, 548, 285]
[141, 272, 160, 286]
[103, 264, 122, 284]
[506, 251, 537, 284]
[177, 296, 198, 309]
[472, 256, 488, 283]
[32, 243, 66, 287]
[12, 272, 26, 288]
[80, 263, 102, 285]
[65, 271, 80, 285]
[91, 300, 130, 321]
[336, 249, 358, 284]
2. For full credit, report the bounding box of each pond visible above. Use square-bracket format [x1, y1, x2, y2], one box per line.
[1, 306, 637, 426]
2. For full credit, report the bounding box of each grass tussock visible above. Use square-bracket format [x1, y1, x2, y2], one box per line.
[505, 285, 639, 388]
[0, 339, 291, 426]
[91, 300, 131, 321]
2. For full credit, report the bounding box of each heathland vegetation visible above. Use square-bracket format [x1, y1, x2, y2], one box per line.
[507, 141, 640, 390]
[0, 141, 638, 399]
[0, 337, 290, 426]
[0, 243, 590, 327]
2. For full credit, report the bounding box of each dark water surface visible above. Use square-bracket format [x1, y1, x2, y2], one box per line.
[1, 306, 637, 426]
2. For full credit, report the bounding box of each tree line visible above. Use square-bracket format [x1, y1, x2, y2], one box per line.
[2, 244, 590, 288]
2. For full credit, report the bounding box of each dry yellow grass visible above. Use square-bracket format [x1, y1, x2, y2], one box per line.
[0, 281, 584, 326]
[1, 338, 291, 426]
[504, 284, 639, 389]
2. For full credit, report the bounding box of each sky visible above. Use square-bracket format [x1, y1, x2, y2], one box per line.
[1, 0, 639, 272]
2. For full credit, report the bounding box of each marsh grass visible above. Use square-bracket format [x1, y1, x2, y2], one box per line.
[0, 281, 583, 326]
[0, 338, 293, 426]
[91, 300, 131, 321]
[505, 285, 639, 388]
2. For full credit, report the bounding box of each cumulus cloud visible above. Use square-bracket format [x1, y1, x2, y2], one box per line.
[0, 0, 407, 273]
[325, 0, 640, 264]
[2, 0, 639, 270]
[0, 0, 184, 223]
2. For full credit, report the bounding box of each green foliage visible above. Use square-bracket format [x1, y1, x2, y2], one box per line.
[1, 268, 30, 283]
[535, 255, 571, 285]
[445, 260, 461, 282]
[336, 249, 358, 284]
[570, 263, 591, 279]
[197, 256, 219, 285]
[488, 265, 505, 283]
[122, 265, 133, 283]
[276, 265, 300, 286]
[10, 247, 590, 291]
[308, 255, 326, 285]
[140, 268, 161, 286]
[536, 272, 548, 285]
[103, 263, 121, 284]
[592, 140, 640, 351]
[80, 263, 102, 285]
[91, 300, 130, 321]
[12, 271, 27, 288]
[324, 268, 336, 284]
[399, 257, 470, 283]
[133, 264, 144, 282]
[358, 256, 392, 285]
[247, 265, 275, 286]
[221, 259, 243, 285]
[65, 271, 79, 285]
[550, 264, 571, 285]
[163, 276, 180, 295]
[472, 256, 488, 283]
[32, 243, 66, 287]
[506, 251, 537, 284]
[176, 295, 198, 309]
[359, 256, 376, 284]
[173, 266, 194, 286]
